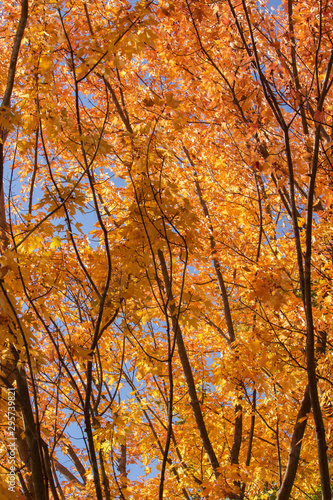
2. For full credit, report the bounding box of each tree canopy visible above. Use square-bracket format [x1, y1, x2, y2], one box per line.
[0, 0, 333, 498]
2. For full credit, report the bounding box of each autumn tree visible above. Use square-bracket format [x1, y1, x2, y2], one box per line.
[0, 0, 332, 499]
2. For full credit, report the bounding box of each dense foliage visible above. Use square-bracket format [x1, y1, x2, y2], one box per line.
[0, 0, 332, 498]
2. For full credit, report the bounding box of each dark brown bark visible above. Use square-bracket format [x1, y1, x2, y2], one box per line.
[117, 443, 127, 498]
[83, 364, 104, 500]
[1, 0, 28, 110]
[17, 470, 33, 500]
[183, 146, 235, 344]
[287, 0, 309, 137]
[304, 128, 332, 500]
[66, 444, 87, 485]
[277, 386, 311, 500]
[184, 147, 243, 491]
[0, 0, 28, 245]
[230, 404, 243, 466]
[240, 389, 256, 499]
[41, 441, 61, 500]
[15, 365, 48, 500]
[301, 51, 333, 498]
[158, 249, 220, 478]
[53, 460, 85, 487]
[2, 359, 35, 497]
[99, 450, 111, 500]
[124, 373, 192, 499]
[15, 423, 34, 496]
[227, 2, 332, 496]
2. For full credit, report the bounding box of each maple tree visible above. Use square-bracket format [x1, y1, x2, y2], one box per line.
[0, 0, 333, 498]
